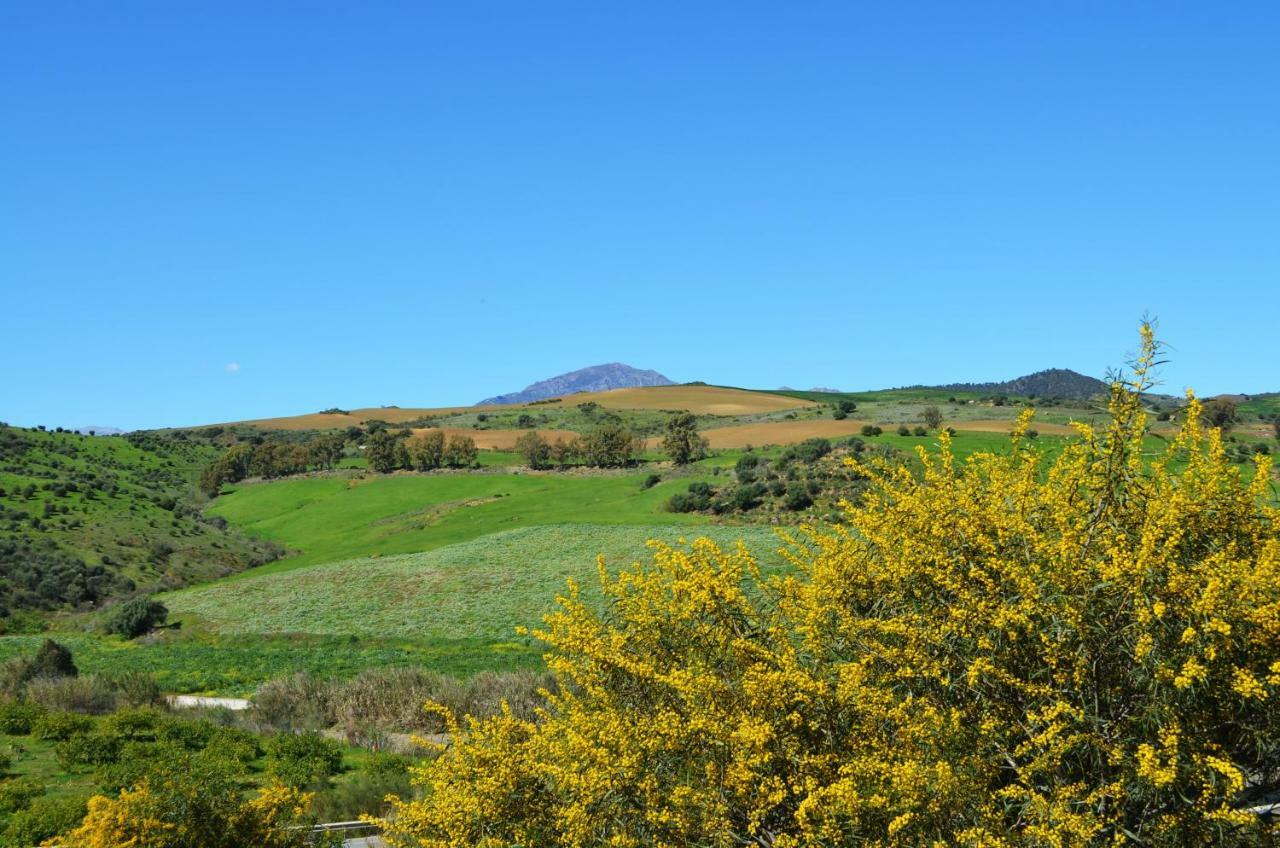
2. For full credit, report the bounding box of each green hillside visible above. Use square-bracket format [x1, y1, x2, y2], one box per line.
[0, 426, 281, 615]
[204, 468, 722, 573]
[163, 524, 789, 641]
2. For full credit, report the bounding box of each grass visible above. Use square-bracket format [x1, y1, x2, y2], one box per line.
[0, 632, 540, 695]
[204, 469, 723, 573]
[163, 524, 791, 642]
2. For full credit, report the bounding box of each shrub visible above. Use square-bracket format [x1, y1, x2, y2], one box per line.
[0, 701, 44, 734]
[896, 424, 911, 436]
[28, 638, 77, 680]
[640, 473, 661, 490]
[267, 731, 344, 788]
[25, 674, 118, 714]
[860, 424, 882, 437]
[2, 795, 87, 847]
[250, 673, 331, 732]
[54, 728, 125, 769]
[783, 484, 813, 511]
[668, 481, 715, 514]
[207, 725, 262, 764]
[61, 774, 316, 847]
[104, 596, 169, 638]
[104, 670, 163, 707]
[912, 425, 927, 436]
[95, 739, 196, 793]
[730, 483, 765, 512]
[101, 706, 163, 739]
[31, 710, 94, 741]
[380, 327, 1280, 846]
[0, 775, 44, 814]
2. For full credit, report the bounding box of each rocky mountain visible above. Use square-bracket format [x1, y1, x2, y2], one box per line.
[928, 368, 1109, 401]
[478, 363, 675, 405]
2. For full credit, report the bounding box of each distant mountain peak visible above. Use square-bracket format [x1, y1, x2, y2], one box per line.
[478, 363, 675, 405]
[925, 368, 1108, 401]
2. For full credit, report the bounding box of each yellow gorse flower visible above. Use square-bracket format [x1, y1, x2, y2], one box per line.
[380, 326, 1280, 848]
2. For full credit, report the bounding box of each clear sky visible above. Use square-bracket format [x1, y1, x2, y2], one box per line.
[2, 3, 1277, 430]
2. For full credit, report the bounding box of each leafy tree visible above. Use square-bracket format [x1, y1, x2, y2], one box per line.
[922, 405, 943, 430]
[443, 434, 478, 468]
[580, 422, 643, 468]
[406, 430, 446, 470]
[1200, 397, 1238, 430]
[104, 596, 169, 639]
[380, 327, 1280, 847]
[308, 433, 346, 469]
[514, 431, 552, 470]
[364, 430, 401, 473]
[661, 412, 709, 465]
[549, 437, 581, 468]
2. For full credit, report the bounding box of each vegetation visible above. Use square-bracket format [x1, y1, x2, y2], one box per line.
[381, 329, 1280, 846]
[0, 426, 280, 613]
[103, 597, 168, 639]
[660, 412, 709, 465]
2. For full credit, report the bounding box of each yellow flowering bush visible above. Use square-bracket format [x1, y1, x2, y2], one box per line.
[383, 327, 1279, 847]
[51, 775, 319, 848]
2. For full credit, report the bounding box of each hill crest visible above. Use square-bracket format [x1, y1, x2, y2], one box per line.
[922, 368, 1108, 400]
[478, 363, 674, 405]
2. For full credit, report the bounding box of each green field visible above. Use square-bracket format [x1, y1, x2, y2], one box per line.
[163, 524, 790, 641]
[204, 468, 724, 573]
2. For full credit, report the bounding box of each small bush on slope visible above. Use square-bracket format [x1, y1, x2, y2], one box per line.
[381, 327, 1280, 847]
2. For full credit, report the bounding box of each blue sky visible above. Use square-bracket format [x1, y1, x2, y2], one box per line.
[2, 3, 1276, 430]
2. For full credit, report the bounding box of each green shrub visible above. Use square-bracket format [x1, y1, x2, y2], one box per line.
[31, 710, 94, 741]
[94, 739, 190, 793]
[54, 729, 125, 769]
[19, 639, 78, 683]
[896, 424, 911, 436]
[155, 716, 217, 750]
[104, 596, 169, 639]
[0, 701, 45, 735]
[206, 725, 262, 764]
[101, 706, 163, 739]
[860, 424, 882, 436]
[640, 473, 661, 490]
[0, 775, 44, 815]
[912, 425, 927, 437]
[1, 795, 87, 847]
[266, 731, 344, 788]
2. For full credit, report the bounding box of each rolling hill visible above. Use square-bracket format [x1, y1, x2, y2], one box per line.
[922, 368, 1109, 400]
